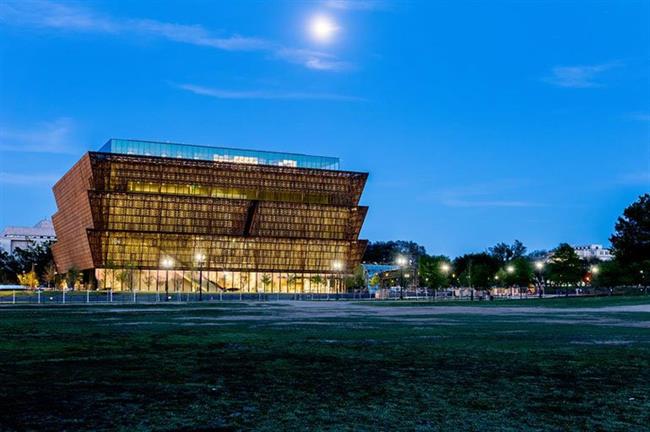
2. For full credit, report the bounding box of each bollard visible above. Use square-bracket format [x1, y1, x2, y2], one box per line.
[12, 290, 16, 304]
[86, 290, 90, 303]
[37, 290, 41, 304]
[133, 290, 136, 303]
[110, 289, 113, 303]
[62, 290, 66, 304]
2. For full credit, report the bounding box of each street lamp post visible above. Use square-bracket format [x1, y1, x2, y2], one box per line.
[332, 260, 344, 300]
[506, 264, 516, 298]
[534, 261, 545, 298]
[161, 257, 173, 302]
[641, 270, 647, 295]
[439, 262, 451, 301]
[590, 265, 599, 295]
[195, 253, 206, 302]
[440, 263, 451, 273]
[396, 256, 407, 300]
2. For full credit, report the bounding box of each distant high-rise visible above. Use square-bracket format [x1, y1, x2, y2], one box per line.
[52, 139, 368, 293]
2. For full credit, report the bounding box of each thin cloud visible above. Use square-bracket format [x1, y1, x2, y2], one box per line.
[0, 0, 348, 71]
[130, 19, 270, 52]
[542, 62, 620, 88]
[0, 172, 61, 185]
[0, 0, 116, 32]
[274, 47, 352, 71]
[432, 179, 544, 208]
[0, 118, 78, 154]
[324, 0, 389, 11]
[176, 83, 366, 102]
[442, 199, 542, 208]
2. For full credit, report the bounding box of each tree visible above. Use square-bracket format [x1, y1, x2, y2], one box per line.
[104, 261, 117, 290]
[591, 260, 635, 288]
[369, 274, 381, 287]
[12, 241, 54, 278]
[610, 194, 650, 265]
[18, 270, 39, 289]
[418, 255, 451, 291]
[261, 273, 272, 292]
[143, 273, 157, 292]
[65, 267, 81, 290]
[173, 272, 183, 292]
[345, 265, 366, 291]
[497, 257, 533, 297]
[42, 262, 57, 288]
[489, 240, 527, 263]
[286, 273, 298, 292]
[0, 249, 15, 284]
[547, 243, 584, 295]
[309, 274, 324, 292]
[453, 253, 500, 291]
[115, 270, 130, 291]
[527, 249, 549, 261]
[362, 241, 427, 264]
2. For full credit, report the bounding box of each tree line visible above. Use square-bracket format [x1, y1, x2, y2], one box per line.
[364, 194, 650, 293]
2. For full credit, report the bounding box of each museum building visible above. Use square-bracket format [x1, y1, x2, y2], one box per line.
[51, 139, 368, 293]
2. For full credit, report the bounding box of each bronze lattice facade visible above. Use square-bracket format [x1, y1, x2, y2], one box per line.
[52, 140, 368, 293]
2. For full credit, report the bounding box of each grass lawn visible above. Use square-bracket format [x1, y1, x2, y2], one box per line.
[1, 297, 649, 431]
[364, 294, 650, 308]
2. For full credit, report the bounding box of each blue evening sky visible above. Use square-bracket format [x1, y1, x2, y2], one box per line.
[0, 0, 648, 257]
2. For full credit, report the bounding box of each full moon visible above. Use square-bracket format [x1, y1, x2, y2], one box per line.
[308, 15, 339, 42]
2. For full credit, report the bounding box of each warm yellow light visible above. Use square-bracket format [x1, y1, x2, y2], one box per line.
[161, 257, 174, 269]
[195, 252, 206, 263]
[506, 265, 515, 274]
[440, 263, 451, 273]
[591, 265, 599, 274]
[332, 260, 344, 271]
[309, 15, 339, 42]
[535, 261, 544, 270]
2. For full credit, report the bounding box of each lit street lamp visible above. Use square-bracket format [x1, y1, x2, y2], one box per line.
[534, 261, 545, 298]
[161, 257, 174, 302]
[195, 252, 206, 302]
[436, 262, 451, 300]
[332, 260, 344, 298]
[396, 255, 408, 300]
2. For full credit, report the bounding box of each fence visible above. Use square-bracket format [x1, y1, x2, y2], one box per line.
[0, 289, 378, 305]
[0, 286, 646, 305]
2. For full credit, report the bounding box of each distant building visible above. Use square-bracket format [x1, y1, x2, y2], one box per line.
[0, 219, 56, 253]
[362, 264, 399, 290]
[573, 244, 614, 261]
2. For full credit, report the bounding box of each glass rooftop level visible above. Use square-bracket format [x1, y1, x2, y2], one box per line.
[98, 139, 340, 170]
